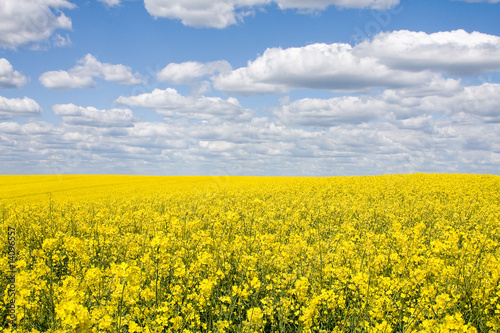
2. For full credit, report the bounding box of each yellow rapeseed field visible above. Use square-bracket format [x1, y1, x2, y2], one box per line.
[1, 174, 500, 332]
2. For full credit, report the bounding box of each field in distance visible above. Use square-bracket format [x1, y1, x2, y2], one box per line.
[1, 174, 499, 332]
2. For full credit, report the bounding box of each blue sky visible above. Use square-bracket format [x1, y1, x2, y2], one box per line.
[1, 0, 500, 176]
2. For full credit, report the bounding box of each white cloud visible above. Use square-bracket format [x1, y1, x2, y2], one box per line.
[0, 59, 28, 89]
[213, 67, 289, 95]
[452, 84, 500, 122]
[213, 30, 500, 95]
[144, 0, 244, 29]
[275, 82, 500, 127]
[52, 33, 72, 47]
[275, 96, 384, 126]
[3, 79, 500, 176]
[143, 0, 400, 28]
[157, 61, 232, 84]
[0, 96, 42, 119]
[382, 82, 500, 123]
[0, 0, 75, 49]
[356, 30, 500, 76]
[39, 54, 144, 90]
[1, 110, 499, 176]
[39, 70, 95, 90]
[52, 104, 136, 127]
[213, 42, 436, 94]
[97, 0, 121, 6]
[116, 88, 252, 121]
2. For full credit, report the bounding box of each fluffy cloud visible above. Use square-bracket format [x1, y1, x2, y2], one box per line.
[2, 77, 500, 175]
[275, 96, 385, 126]
[356, 30, 500, 76]
[39, 71, 95, 90]
[1, 107, 499, 175]
[451, 84, 500, 121]
[143, 0, 400, 28]
[39, 54, 143, 89]
[213, 42, 436, 94]
[213, 30, 500, 95]
[157, 61, 232, 84]
[0, 96, 42, 119]
[0, 59, 28, 89]
[0, 0, 75, 49]
[275, 82, 500, 127]
[116, 88, 252, 121]
[6, 60, 496, 175]
[52, 104, 136, 127]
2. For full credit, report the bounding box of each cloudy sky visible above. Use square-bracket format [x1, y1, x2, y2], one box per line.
[1, 0, 499, 176]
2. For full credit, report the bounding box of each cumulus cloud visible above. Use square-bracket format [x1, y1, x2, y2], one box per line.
[356, 30, 500, 76]
[0, 59, 28, 89]
[39, 54, 144, 89]
[157, 61, 232, 84]
[0, 0, 75, 49]
[452, 84, 500, 122]
[39, 70, 95, 90]
[9, 70, 495, 176]
[143, 0, 400, 28]
[52, 104, 136, 127]
[116, 88, 252, 121]
[213, 30, 500, 95]
[275, 82, 500, 127]
[213, 42, 436, 94]
[3, 25, 500, 175]
[0, 96, 42, 119]
[275, 96, 384, 126]
[1, 107, 499, 175]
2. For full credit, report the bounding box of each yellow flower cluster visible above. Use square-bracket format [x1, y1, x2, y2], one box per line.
[1, 174, 499, 332]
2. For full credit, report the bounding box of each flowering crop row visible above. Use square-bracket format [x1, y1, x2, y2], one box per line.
[1, 174, 499, 332]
